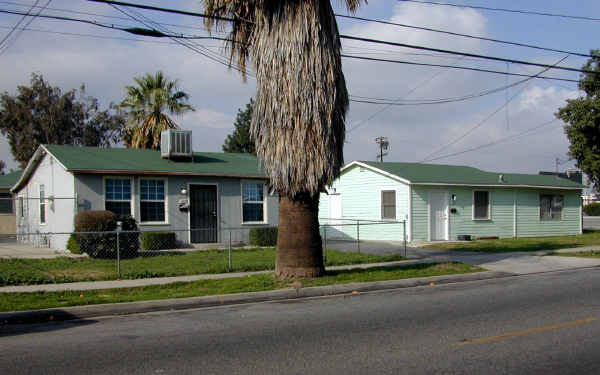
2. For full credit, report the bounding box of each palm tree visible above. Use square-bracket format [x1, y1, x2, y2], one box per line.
[204, 0, 366, 278]
[120, 71, 194, 149]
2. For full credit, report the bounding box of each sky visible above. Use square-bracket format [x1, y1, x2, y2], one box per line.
[0, 0, 598, 186]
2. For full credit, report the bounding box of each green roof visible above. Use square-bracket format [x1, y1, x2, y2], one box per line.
[44, 145, 267, 177]
[358, 161, 585, 189]
[0, 169, 23, 189]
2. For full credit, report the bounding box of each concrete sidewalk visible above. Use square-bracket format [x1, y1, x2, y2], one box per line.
[2, 246, 600, 294]
[0, 259, 426, 293]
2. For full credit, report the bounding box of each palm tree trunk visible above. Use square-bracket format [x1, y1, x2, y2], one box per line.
[275, 193, 325, 279]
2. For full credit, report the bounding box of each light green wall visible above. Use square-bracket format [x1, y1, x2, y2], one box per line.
[318, 165, 409, 241]
[411, 185, 582, 241]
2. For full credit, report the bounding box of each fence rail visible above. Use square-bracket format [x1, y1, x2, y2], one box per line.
[2, 219, 407, 277]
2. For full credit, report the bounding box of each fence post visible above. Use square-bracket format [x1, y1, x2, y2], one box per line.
[116, 222, 121, 278]
[323, 224, 327, 263]
[357, 220, 360, 254]
[403, 220, 407, 258]
[228, 229, 232, 271]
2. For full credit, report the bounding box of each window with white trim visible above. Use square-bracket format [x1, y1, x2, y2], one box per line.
[105, 179, 132, 216]
[473, 191, 490, 220]
[140, 179, 166, 223]
[242, 182, 265, 223]
[540, 194, 563, 221]
[0, 192, 12, 214]
[39, 184, 46, 224]
[381, 191, 396, 220]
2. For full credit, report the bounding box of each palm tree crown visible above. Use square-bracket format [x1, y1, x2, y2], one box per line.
[120, 71, 194, 149]
[204, 0, 366, 198]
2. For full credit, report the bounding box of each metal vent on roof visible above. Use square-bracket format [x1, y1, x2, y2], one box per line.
[161, 130, 192, 160]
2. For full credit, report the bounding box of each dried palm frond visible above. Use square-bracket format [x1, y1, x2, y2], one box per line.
[203, 0, 366, 197]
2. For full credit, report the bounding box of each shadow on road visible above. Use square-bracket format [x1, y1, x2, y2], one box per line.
[0, 310, 97, 336]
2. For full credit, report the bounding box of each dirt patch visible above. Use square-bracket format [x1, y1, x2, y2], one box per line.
[430, 263, 472, 272]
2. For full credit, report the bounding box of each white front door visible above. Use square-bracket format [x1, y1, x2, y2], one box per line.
[430, 191, 449, 241]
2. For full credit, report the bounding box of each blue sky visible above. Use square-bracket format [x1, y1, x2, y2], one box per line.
[0, 0, 598, 185]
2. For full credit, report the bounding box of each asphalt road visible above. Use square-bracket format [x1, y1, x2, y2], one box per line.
[584, 216, 600, 230]
[3, 269, 600, 375]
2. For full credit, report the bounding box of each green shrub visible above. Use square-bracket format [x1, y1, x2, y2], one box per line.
[584, 203, 600, 216]
[74, 210, 117, 232]
[72, 211, 139, 259]
[66, 234, 81, 254]
[249, 227, 278, 246]
[141, 232, 176, 250]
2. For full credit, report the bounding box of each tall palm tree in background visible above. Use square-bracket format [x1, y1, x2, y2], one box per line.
[120, 71, 194, 149]
[204, 0, 366, 278]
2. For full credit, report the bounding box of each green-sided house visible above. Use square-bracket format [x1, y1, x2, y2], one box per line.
[319, 161, 585, 243]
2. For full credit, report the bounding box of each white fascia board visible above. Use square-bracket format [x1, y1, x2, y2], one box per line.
[412, 182, 583, 190]
[342, 161, 412, 185]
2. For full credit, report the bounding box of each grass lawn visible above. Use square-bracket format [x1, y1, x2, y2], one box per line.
[549, 251, 600, 258]
[0, 248, 407, 287]
[423, 230, 600, 253]
[0, 262, 481, 312]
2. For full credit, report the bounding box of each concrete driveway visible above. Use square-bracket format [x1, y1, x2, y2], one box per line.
[0, 242, 84, 259]
[326, 239, 600, 275]
[584, 216, 600, 230]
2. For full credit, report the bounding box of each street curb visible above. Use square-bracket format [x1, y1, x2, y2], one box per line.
[0, 270, 510, 325]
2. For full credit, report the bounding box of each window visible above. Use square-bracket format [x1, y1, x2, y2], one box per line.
[0, 192, 12, 214]
[140, 179, 166, 223]
[105, 178, 132, 216]
[242, 182, 265, 223]
[381, 191, 396, 220]
[473, 191, 490, 220]
[39, 184, 46, 224]
[540, 194, 563, 221]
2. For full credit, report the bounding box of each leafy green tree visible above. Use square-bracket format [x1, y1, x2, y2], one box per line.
[0, 74, 125, 168]
[204, 0, 367, 278]
[222, 98, 255, 154]
[120, 71, 194, 150]
[556, 50, 600, 189]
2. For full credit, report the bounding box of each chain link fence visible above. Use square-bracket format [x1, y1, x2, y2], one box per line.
[2, 219, 406, 279]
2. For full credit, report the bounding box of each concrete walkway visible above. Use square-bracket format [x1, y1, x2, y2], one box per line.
[0, 259, 422, 293]
[2, 244, 600, 294]
[0, 243, 85, 259]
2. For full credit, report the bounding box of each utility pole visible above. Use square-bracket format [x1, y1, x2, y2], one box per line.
[375, 137, 389, 162]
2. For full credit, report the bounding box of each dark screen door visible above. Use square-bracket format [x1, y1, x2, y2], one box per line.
[190, 185, 218, 243]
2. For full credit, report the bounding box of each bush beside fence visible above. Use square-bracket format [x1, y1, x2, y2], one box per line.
[141, 232, 176, 250]
[249, 227, 278, 246]
[584, 203, 600, 216]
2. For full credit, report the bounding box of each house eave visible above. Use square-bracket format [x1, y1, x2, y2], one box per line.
[412, 182, 584, 190]
[69, 169, 269, 180]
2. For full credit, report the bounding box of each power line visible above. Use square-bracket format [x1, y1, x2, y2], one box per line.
[397, 0, 600, 22]
[418, 55, 569, 162]
[347, 57, 464, 133]
[3, 0, 232, 36]
[422, 119, 562, 163]
[341, 54, 579, 83]
[0, 24, 228, 46]
[87, 0, 240, 23]
[336, 13, 592, 58]
[108, 4, 253, 78]
[88, 1, 595, 61]
[340, 35, 594, 75]
[0, 0, 39, 50]
[0, 8, 236, 41]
